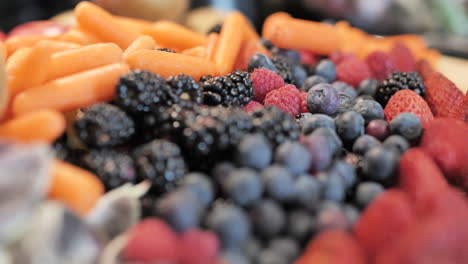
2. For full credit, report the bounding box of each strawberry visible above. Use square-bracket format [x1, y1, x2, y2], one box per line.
[296, 230, 366, 264]
[336, 57, 372, 87]
[415, 187, 468, 218]
[464, 91, 468, 121]
[416, 59, 434, 80]
[420, 118, 468, 189]
[384, 90, 434, 127]
[398, 148, 449, 205]
[299, 50, 318, 65]
[425, 72, 465, 121]
[389, 43, 417, 72]
[300, 91, 308, 113]
[366, 51, 396, 81]
[354, 189, 416, 258]
[180, 229, 220, 264]
[329, 51, 358, 65]
[123, 218, 180, 263]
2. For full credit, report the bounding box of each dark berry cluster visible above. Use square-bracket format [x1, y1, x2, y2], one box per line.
[376, 71, 425, 106]
[201, 70, 254, 107]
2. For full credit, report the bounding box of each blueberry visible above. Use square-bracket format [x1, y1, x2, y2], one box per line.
[327, 160, 357, 188]
[316, 201, 349, 231]
[362, 146, 400, 182]
[355, 181, 385, 209]
[157, 189, 203, 232]
[335, 111, 365, 144]
[293, 65, 307, 87]
[301, 114, 336, 135]
[287, 210, 316, 242]
[275, 48, 301, 65]
[261, 165, 296, 201]
[220, 250, 251, 264]
[248, 53, 277, 72]
[212, 162, 236, 183]
[306, 83, 340, 115]
[358, 79, 379, 97]
[301, 133, 333, 172]
[250, 199, 286, 238]
[294, 174, 322, 210]
[269, 237, 300, 262]
[224, 169, 263, 207]
[336, 93, 355, 115]
[352, 135, 381, 155]
[343, 204, 360, 225]
[236, 134, 272, 170]
[242, 237, 263, 261]
[366, 119, 390, 140]
[257, 249, 288, 264]
[206, 202, 251, 249]
[315, 59, 336, 82]
[318, 172, 346, 202]
[275, 142, 311, 175]
[296, 112, 313, 128]
[302, 75, 327, 92]
[309, 127, 343, 155]
[389, 113, 422, 141]
[353, 100, 384, 124]
[333, 81, 357, 98]
[180, 172, 214, 207]
[382, 135, 410, 154]
[355, 95, 375, 104]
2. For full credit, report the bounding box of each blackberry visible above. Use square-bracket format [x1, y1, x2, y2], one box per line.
[52, 135, 87, 165]
[80, 149, 137, 191]
[115, 70, 179, 114]
[376, 71, 425, 106]
[271, 55, 294, 84]
[157, 48, 176, 53]
[75, 103, 135, 148]
[201, 70, 254, 107]
[166, 74, 203, 105]
[199, 75, 213, 82]
[251, 106, 300, 147]
[207, 23, 223, 34]
[132, 139, 187, 195]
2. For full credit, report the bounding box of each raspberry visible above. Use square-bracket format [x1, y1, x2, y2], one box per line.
[425, 72, 465, 121]
[243, 100, 263, 112]
[384, 90, 434, 127]
[123, 218, 180, 262]
[299, 50, 318, 65]
[329, 51, 358, 65]
[389, 43, 417, 72]
[366, 51, 396, 81]
[251, 67, 285, 102]
[300, 92, 308, 113]
[336, 58, 372, 87]
[180, 229, 220, 264]
[264, 84, 301, 116]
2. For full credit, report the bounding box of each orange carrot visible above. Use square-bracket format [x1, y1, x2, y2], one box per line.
[0, 109, 65, 143]
[261, 12, 292, 42]
[115, 16, 154, 35]
[35, 40, 81, 53]
[0, 41, 5, 60]
[205, 33, 219, 61]
[7, 41, 55, 96]
[234, 39, 272, 71]
[49, 160, 104, 215]
[60, 28, 101, 45]
[146, 21, 207, 50]
[262, 15, 339, 55]
[213, 11, 245, 75]
[5, 35, 60, 57]
[0, 42, 8, 120]
[123, 35, 157, 59]
[182, 46, 206, 57]
[240, 13, 261, 42]
[74, 2, 139, 49]
[12, 63, 129, 115]
[126, 49, 216, 79]
[48, 43, 123, 81]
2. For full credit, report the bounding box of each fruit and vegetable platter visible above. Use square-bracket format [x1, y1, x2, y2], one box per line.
[0, 2, 467, 264]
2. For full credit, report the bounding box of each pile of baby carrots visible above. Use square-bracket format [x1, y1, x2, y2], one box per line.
[0, 2, 440, 215]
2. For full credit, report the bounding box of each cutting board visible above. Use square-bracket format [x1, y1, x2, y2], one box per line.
[438, 56, 468, 93]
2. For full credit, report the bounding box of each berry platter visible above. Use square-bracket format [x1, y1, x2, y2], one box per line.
[0, 2, 467, 264]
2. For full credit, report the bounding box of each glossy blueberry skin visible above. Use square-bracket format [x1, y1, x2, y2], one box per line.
[355, 181, 385, 209]
[275, 142, 312, 175]
[302, 75, 327, 92]
[389, 113, 422, 141]
[301, 114, 336, 135]
[315, 59, 336, 82]
[306, 83, 340, 115]
[358, 78, 379, 97]
[335, 111, 365, 144]
[248, 53, 277, 72]
[353, 135, 381, 155]
[353, 100, 384, 124]
[236, 134, 272, 171]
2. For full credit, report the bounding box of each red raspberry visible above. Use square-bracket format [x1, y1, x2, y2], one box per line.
[329, 51, 358, 64]
[299, 50, 318, 65]
[251, 67, 285, 102]
[243, 100, 263, 112]
[389, 43, 417, 72]
[180, 229, 220, 264]
[336, 57, 372, 87]
[300, 92, 309, 113]
[123, 218, 180, 262]
[424, 72, 465, 121]
[366, 51, 396, 81]
[384, 90, 434, 127]
[264, 84, 301, 116]
[354, 189, 417, 258]
[416, 59, 435, 80]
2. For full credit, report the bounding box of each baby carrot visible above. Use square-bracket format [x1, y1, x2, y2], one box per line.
[5, 35, 60, 57]
[36, 40, 81, 53]
[123, 35, 158, 60]
[47, 43, 123, 81]
[262, 15, 340, 55]
[182, 46, 206, 58]
[7, 41, 54, 96]
[115, 16, 154, 35]
[59, 28, 101, 45]
[49, 160, 104, 216]
[261, 12, 292, 42]
[0, 109, 65, 143]
[126, 49, 216, 79]
[74, 2, 139, 49]
[213, 11, 245, 75]
[147, 21, 207, 50]
[12, 63, 130, 116]
[0, 42, 8, 119]
[205, 33, 219, 61]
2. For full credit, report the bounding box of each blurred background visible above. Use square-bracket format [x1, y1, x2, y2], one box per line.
[1, 0, 468, 56]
